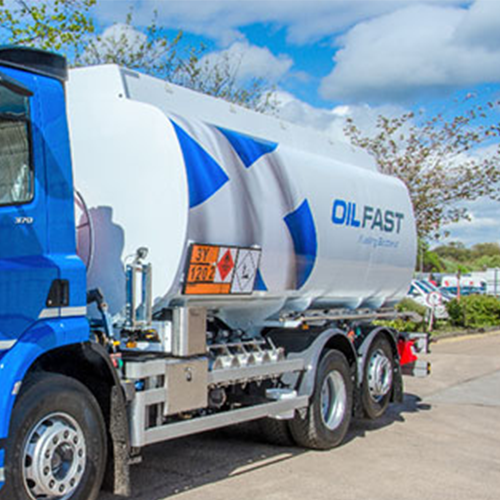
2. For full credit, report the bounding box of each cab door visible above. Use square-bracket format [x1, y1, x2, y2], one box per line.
[0, 68, 58, 350]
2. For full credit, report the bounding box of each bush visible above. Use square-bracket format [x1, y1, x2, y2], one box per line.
[396, 298, 428, 317]
[447, 295, 500, 328]
[376, 318, 422, 332]
[375, 299, 427, 332]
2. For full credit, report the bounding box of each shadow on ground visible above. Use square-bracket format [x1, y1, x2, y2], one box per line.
[99, 393, 431, 500]
[349, 393, 431, 441]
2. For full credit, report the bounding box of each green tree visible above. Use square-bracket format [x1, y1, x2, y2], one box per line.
[79, 11, 276, 113]
[470, 242, 500, 259]
[423, 250, 445, 273]
[344, 99, 500, 240]
[474, 255, 500, 270]
[434, 241, 472, 262]
[430, 241, 500, 272]
[0, 0, 95, 52]
[0, 1, 276, 112]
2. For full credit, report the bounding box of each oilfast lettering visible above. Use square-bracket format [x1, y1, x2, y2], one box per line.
[332, 199, 405, 234]
[332, 200, 362, 228]
[372, 209, 383, 231]
[332, 199, 347, 224]
[384, 211, 395, 232]
[350, 202, 361, 227]
[363, 206, 373, 228]
[394, 212, 404, 233]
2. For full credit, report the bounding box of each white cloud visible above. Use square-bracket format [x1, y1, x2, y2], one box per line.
[89, 22, 147, 51]
[443, 198, 500, 246]
[274, 91, 408, 169]
[320, 0, 500, 102]
[455, 0, 500, 51]
[276, 92, 405, 142]
[95, 0, 467, 46]
[201, 41, 293, 83]
[275, 90, 347, 135]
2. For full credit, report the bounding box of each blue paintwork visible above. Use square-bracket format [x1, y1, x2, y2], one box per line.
[0, 65, 88, 492]
[254, 268, 268, 291]
[0, 68, 52, 342]
[0, 317, 90, 440]
[0, 318, 90, 491]
[170, 120, 229, 208]
[284, 199, 318, 289]
[0, 66, 85, 337]
[216, 127, 277, 168]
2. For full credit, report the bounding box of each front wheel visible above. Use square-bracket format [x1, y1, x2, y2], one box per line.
[289, 350, 353, 450]
[0, 373, 107, 500]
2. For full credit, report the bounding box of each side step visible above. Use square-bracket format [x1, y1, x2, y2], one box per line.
[131, 396, 308, 447]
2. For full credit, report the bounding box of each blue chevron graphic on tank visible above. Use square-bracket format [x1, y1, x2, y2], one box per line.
[170, 115, 318, 293]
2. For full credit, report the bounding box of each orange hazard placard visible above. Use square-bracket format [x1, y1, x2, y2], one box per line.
[190, 244, 219, 265]
[183, 243, 260, 295]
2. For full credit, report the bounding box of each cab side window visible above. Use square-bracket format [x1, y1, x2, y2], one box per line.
[0, 83, 32, 206]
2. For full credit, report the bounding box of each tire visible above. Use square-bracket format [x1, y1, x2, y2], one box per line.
[361, 336, 395, 420]
[0, 373, 107, 500]
[259, 418, 295, 447]
[289, 350, 353, 450]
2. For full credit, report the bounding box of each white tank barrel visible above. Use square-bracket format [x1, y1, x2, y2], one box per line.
[67, 65, 417, 328]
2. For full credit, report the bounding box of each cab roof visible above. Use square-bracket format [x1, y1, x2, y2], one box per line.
[0, 46, 67, 82]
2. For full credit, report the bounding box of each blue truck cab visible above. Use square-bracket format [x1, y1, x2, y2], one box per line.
[0, 48, 125, 500]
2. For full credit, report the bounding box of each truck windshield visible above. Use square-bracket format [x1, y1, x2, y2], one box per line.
[0, 83, 32, 206]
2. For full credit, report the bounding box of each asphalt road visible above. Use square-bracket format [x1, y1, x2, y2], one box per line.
[100, 332, 500, 500]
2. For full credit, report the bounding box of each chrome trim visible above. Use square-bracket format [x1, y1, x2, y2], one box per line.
[60, 306, 87, 318]
[38, 308, 60, 319]
[38, 306, 87, 320]
[0, 466, 4, 482]
[0, 340, 16, 350]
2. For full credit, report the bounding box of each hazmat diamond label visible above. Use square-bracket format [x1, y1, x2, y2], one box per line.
[184, 243, 260, 295]
[215, 247, 237, 283]
[231, 249, 261, 294]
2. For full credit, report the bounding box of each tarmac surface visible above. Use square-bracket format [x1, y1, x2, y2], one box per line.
[100, 331, 500, 500]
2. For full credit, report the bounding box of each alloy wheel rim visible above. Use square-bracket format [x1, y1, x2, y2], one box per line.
[22, 412, 87, 500]
[320, 371, 347, 430]
[367, 349, 393, 402]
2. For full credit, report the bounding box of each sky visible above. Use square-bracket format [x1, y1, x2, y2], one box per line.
[92, 0, 500, 246]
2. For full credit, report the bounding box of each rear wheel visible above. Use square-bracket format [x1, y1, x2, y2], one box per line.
[0, 374, 107, 500]
[289, 351, 353, 450]
[362, 336, 395, 419]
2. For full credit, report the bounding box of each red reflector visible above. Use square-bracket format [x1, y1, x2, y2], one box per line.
[398, 338, 418, 365]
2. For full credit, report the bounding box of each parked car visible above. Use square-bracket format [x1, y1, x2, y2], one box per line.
[407, 279, 449, 319]
[440, 286, 485, 297]
[438, 287, 457, 301]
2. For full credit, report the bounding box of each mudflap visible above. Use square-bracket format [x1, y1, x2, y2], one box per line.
[392, 361, 404, 404]
[103, 386, 131, 497]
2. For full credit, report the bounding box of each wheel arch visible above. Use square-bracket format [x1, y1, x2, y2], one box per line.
[0, 318, 90, 441]
[24, 342, 131, 496]
[285, 328, 358, 398]
[0, 321, 131, 497]
[26, 342, 120, 422]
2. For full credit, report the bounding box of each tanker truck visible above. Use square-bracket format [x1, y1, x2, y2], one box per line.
[0, 47, 429, 500]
